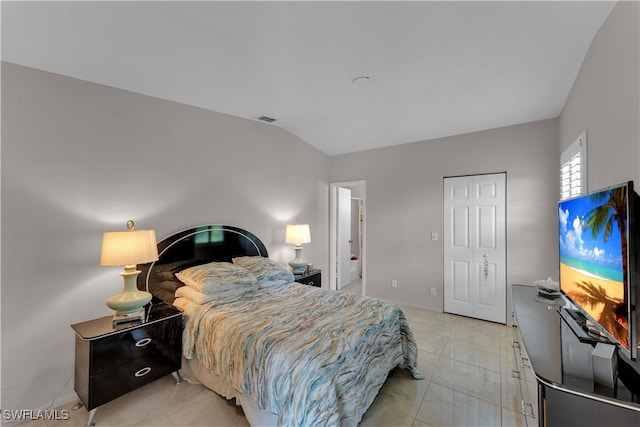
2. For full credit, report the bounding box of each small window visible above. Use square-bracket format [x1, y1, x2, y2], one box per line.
[560, 130, 587, 200]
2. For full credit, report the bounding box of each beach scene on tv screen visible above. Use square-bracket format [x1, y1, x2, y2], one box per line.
[559, 185, 629, 348]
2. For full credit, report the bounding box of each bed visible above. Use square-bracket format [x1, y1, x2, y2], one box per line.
[138, 225, 424, 426]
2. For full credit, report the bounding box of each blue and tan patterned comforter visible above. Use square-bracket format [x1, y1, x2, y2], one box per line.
[182, 283, 424, 426]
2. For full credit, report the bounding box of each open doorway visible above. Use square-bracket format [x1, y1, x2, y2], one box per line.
[330, 181, 366, 296]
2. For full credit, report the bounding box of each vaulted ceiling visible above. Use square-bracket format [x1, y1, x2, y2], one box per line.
[1, 1, 615, 155]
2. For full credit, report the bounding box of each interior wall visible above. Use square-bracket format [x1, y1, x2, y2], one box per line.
[559, 1, 639, 190]
[330, 118, 560, 316]
[0, 62, 330, 412]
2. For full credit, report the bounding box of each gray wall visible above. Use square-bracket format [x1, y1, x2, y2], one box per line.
[331, 119, 560, 314]
[1, 62, 330, 412]
[559, 1, 639, 190]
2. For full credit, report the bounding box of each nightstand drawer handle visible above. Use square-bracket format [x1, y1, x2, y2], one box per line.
[135, 338, 152, 348]
[134, 367, 151, 377]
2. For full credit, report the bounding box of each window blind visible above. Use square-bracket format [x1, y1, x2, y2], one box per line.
[560, 131, 587, 200]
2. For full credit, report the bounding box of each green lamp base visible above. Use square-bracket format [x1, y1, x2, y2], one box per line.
[106, 269, 152, 316]
[288, 246, 308, 274]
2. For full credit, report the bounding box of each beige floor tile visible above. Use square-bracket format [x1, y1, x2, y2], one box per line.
[442, 339, 502, 373]
[411, 418, 435, 427]
[79, 393, 166, 427]
[413, 330, 450, 357]
[165, 387, 244, 427]
[416, 382, 502, 427]
[359, 398, 418, 427]
[406, 314, 456, 338]
[7, 420, 48, 427]
[448, 323, 506, 350]
[33, 401, 87, 427]
[376, 368, 430, 419]
[431, 357, 502, 406]
[501, 341, 519, 376]
[141, 376, 206, 415]
[415, 349, 441, 381]
[500, 373, 524, 414]
[501, 407, 530, 427]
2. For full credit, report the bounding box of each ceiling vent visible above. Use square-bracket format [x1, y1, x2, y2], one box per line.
[258, 116, 276, 123]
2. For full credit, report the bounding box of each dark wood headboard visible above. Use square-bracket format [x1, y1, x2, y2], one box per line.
[137, 225, 268, 304]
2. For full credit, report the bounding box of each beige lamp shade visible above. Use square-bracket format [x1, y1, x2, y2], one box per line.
[100, 229, 159, 267]
[285, 224, 311, 246]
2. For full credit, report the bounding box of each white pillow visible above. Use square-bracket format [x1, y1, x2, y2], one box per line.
[172, 297, 192, 311]
[175, 286, 213, 305]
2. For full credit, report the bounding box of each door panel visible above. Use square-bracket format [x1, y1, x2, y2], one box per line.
[451, 182, 470, 200]
[452, 261, 471, 304]
[444, 173, 506, 324]
[477, 206, 496, 249]
[337, 187, 352, 289]
[477, 259, 497, 306]
[452, 206, 469, 248]
[477, 181, 497, 199]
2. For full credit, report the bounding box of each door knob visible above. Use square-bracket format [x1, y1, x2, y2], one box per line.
[483, 255, 489, 280]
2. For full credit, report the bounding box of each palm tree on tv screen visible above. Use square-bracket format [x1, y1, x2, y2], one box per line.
[569, 281, 627, 347]
[583, 186, 628, 324]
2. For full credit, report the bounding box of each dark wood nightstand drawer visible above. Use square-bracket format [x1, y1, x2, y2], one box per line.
[91, 316, 181, 372]
[294, 269, 321, 287]
[88, 354, 179, 408]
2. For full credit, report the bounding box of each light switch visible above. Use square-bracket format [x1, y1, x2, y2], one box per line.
[431, 232, 438, 241]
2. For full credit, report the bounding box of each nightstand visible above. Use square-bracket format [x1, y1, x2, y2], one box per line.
[71, 303, 182, 426]
[294, 268, 321, 287]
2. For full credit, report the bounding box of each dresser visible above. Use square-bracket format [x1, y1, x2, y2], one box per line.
[294, 268, 321, 287]
[71, 303, 182, 425]
[511, 285, 640, 426]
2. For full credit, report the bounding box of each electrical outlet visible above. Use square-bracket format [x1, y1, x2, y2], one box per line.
[430, 287, 437, 296]
[391, 279, 397, 288]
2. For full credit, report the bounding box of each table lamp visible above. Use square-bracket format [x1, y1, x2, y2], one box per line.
[285, 221, 311, 274]
[100, 220, 158, 326]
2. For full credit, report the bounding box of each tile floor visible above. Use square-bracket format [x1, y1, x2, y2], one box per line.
[340, 278, 363, 296]
[19, 303, 536, 427]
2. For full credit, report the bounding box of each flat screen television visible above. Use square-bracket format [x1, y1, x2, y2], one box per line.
[558, 181, 639, 360]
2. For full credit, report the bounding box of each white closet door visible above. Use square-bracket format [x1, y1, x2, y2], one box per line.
[444, 173, 506, 324]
